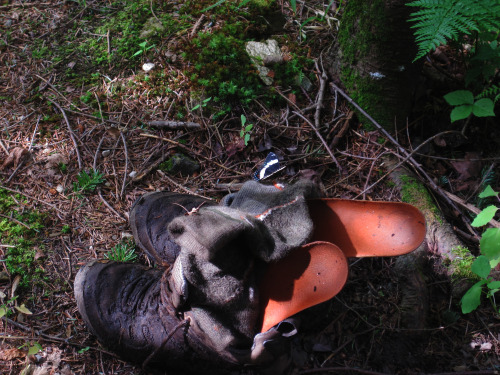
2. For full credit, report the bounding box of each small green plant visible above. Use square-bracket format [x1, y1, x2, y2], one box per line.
[444, 90, 495, 122]
[78, 346, 90, 354]
[407, 0, 500, 61]
[105, 241, 137, 262]
[460, 185, 500, 314]
[73, 169, 105, 194]
[58, 163, 68, 173]
[18, 342, 42, 355]
[239, 114, 254, 146]
[61, 225, 71, 234]
[191, 97, 212, 111]
[132, 41, 155, 57]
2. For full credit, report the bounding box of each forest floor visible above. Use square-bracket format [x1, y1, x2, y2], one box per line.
[0, 0, 499, 374]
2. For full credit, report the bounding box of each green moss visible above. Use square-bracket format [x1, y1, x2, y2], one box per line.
[449, 246, 479, 281]
[399, 174, 442, 223]
[337, 0, 395, 128]
[0, 189, 48, 289]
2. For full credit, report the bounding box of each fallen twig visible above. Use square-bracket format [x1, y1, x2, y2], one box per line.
[120, 131, 129, 200]
[293, 111, 343, 172]
[49, 100, 83, 170]
[157, 170, 214, 200]
[0, 184, 63, 213]
[140, 133, 245, 175]
[330, 82, 468, 223]
[314, 59, 328, 130]
[190, 14, 206, 38]
[97, 187, 127, 222]
[148, 120, 201, 129]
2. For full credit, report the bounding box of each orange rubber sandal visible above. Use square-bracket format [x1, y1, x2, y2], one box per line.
[259, 199, 426, 332]
[308, 199, 426, 258]
[259, 241, 348, 333]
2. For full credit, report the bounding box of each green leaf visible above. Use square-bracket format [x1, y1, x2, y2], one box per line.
[450, 104, 472, 122]
[244, 133, 250, 146]
[191, 104, 200, 111]
[15, 304, 32, 315]
[0, 306, 7, 318]
[471, 205, 498, 227]
[444, 90, 474, 106]
[480, 228, 500, 260]
[245, 124, 253, 132]
[471, 255, 491, 279]
[479, 185, 498, 198]
[461, 280, 487, 314]
[28, 343, 42, 355]
[290, 0, 297, 13]
[202, 0, 227, 12]
[78, 346, 90, 354]
[472, 98, 495, 117]
[487, 281, 500, 290]
[132, 50, 143, 57]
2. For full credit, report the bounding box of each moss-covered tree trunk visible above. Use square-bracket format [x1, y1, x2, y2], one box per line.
[329, 0, 420, 131]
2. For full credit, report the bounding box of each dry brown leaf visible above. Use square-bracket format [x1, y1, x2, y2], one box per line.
[0, 347, 25, 360]
[1, 147, 29, 170]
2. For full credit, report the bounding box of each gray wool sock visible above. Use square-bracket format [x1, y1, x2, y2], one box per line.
[167, 206, 274, 353]
[220, 179, 320, 261]
[165, 179, 320, 358]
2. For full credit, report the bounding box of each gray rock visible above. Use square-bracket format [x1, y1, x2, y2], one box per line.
[245, 39, 283, 85]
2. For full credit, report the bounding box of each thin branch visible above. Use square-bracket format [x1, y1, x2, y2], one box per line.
[0, 184, 63, 213]
[120, 131, 129, 200]
[293, 111, 343, 172]
[158, 170, 214, 200]
[148, 120, 201, 129]
[49, 100, 83, 170]
[0, 213, 31, 229]
[97, 188, 127, 222]
[314, 58, 328, 130]
[190, 14, 206, 38]
[329, 82, 467, 219]
[140, 133, 245, 175]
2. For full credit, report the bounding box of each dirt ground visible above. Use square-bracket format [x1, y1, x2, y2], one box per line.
[0, 1, 499, 374]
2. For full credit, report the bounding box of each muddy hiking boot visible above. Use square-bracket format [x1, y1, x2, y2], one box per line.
[74, 261, 233, 373]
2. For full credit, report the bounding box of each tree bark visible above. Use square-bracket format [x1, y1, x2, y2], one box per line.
[329, 0, 421, 131]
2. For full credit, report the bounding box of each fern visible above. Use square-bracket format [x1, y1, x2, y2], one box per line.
[407, 0, 500, 60]
[477, 84, 500, 103]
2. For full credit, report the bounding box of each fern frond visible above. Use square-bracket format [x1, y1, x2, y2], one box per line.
[477, 85, 500, 102]
[407, 0, 500, 60]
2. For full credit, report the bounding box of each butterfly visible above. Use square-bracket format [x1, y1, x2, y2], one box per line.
[253, 152, 286, 181]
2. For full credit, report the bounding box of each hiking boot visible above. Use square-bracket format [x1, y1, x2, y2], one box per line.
[74, 260, 238, 373]
[129, 192, 216, 266]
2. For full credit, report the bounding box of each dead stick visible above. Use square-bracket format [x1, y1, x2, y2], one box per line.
[49, 100, 83, 170]
[314, 59, 328, 130]
[293, 111, 343, 172]
[159, 171, 214, 200]
[140, 133, 245, 175]
[97, 188, 127, 221]
[120, 132, 129, 199]
[148, 120, 201, 129]
[330, 82, 466, 220]
[0, 184, 63, 213]
[190, 14, 206, 38]
[133, 150, 173, 182]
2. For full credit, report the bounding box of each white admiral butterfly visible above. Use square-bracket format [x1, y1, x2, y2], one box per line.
[253, 152, 286, 181]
